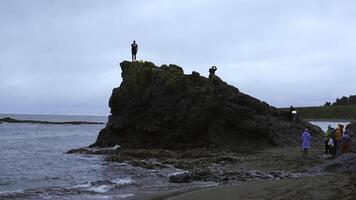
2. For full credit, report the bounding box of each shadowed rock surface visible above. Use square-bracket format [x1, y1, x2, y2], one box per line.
[312, 153, 356, 173]
[91, 61, 322, 150]
[0, 117, 104, 125]
[346, 121, 356, 133]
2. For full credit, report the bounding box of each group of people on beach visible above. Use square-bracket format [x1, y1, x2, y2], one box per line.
[324, 124, 352, 158]
[301, 124, 352, 159]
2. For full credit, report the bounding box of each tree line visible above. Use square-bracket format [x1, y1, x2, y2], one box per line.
[324, 95, 356, 106]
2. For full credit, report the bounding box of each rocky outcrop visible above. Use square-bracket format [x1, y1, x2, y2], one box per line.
[91, 61, 322, 150]
[346, 121, 356, 134]
[312, 153, 356, 173]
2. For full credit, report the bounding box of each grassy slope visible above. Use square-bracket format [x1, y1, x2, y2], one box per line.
[295, 105, 356, 120]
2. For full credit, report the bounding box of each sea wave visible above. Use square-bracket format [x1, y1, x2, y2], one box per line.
[112, 177, 133, 185]
[0, 189, 25, 195]
[87, 185, 111, 193]
[71, 177, 134, 193]
[0, 177, 134, 199]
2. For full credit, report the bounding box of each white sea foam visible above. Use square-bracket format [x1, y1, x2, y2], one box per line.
[70, 177, 133, 194]
[112, 177, 133, 185]
[87, 185, 111, 193]
[117, 193, 134, 198]
[168, 169, 188, 177]
[0, 189, 24, 195]
[92, 145, 120, 152]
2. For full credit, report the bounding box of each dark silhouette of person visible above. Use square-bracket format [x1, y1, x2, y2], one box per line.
[131, 40, 138, 62]
[290, 106, 298, 122]
[209, 66, 217, 79]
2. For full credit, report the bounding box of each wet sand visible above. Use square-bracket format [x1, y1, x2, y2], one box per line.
[157, 142, 356, 200]
[118, 135, 356, 200]
[167, 173, 356, 200]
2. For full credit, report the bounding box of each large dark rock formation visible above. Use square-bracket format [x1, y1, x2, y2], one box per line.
[91, 61, 322, 150]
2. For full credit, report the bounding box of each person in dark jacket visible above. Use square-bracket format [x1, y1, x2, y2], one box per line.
[330, 128, 337, 158]
[131, 40, 138, 62]
[209, 66, 217, 79]
[324, 126, 332, 154]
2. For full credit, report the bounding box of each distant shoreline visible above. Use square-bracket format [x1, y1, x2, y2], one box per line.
[0, 117, 104, 125]
[0, 113, 107, 117]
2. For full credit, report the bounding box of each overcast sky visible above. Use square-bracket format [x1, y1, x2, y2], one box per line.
[1, 0, 355, 115]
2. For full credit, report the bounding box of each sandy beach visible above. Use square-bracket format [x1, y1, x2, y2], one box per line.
[151, 141, 356, 200]
[167, 174, 355, 200]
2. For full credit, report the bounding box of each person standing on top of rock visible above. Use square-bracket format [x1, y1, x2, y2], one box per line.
[301, 128, 311, 159]
[131, 40, 138, 62]
[208, 66, 217, 79]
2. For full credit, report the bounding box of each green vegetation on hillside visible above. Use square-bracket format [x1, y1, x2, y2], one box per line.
[296, 105, 356, 120]
[324, 95, 356, 106]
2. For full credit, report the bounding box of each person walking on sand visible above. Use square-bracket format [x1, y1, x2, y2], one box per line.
[324, 126, 332, 155]
[328, 137, 335, 159]
[301, 128, 311, 159]
[330, 128, 337, 158]
[335, 126, 342, 155]
[131, 40, 138, 62]
[341, 130, 351, 153]
[339, 124, 345, 134]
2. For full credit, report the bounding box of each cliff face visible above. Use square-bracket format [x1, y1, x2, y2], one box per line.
[92, 61, 322, 150]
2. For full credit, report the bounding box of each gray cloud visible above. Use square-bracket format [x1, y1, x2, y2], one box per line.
[1, 0, 356, 115]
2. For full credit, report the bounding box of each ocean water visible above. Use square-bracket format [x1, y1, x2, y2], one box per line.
[309, 121, 350, 132]
[0, 114, 212, 200]
[0, 114, 349, 199]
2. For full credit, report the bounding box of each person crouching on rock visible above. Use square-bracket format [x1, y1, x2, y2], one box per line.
[301, 128, 311, 159]
[131, 40, 138, 62]
[208, 66, 217, 79]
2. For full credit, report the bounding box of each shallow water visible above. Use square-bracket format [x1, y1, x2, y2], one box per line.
[0, 114, 211, 199]
[0, 114, 111, 198]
